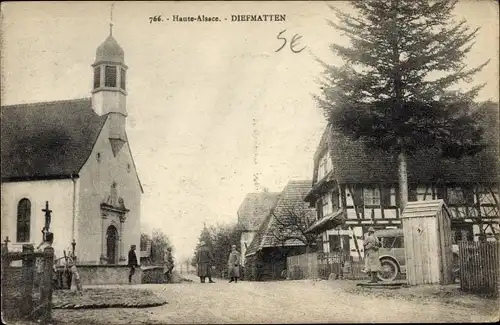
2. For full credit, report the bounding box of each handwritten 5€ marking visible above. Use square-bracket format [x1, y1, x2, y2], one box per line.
[276, 29, 306, 53]
[149, 15, 164, 23]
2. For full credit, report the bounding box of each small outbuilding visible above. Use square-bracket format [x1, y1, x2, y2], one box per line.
[401, 200, 454, 285]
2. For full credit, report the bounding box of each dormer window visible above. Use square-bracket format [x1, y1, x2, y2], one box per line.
[105, 66, 117, 87]
[93, 66, 101, 89]
[120, 68, 126, 90]
[317, 152, 331, 180]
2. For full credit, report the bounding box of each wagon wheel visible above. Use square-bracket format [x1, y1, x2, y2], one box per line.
[377, 258, 399, 282]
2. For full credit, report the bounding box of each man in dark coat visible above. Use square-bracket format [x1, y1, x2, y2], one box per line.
[196, 241, 215, 283]
[128, 244, 138, 284]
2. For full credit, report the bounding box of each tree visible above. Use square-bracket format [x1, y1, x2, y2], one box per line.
[315, 0, 490, 210]
[270, 202, 318, 253]
[191, 222, 243, 275]
[211, 223, 243, 274]
[191, 223, 214, 267]
[141, 229, 174, 267]
[151, 229, 174, 265]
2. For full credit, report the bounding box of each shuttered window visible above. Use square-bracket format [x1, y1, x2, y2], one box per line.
[381, 185, 392, 207]
[105, 66, 117, 87]
[93, 66, 101, 89]
[120, 68, 126, 90]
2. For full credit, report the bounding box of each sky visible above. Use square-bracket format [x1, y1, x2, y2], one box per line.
[1, 1, 498, 262]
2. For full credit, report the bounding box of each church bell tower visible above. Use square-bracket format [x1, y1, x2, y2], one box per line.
[91, 13, 128, 157]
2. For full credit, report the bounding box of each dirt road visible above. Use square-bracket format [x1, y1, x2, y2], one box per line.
[53, 277, 498, 324]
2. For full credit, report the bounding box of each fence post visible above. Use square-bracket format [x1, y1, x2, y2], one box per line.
[21, 244, 35, 317]
[1, 243, 7, 320]
[39, 247, 53, 324]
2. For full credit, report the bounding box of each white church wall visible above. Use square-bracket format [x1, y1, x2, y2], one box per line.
[240, 231, 256, 265]
[0, 179, 74, 261]
[77, 117, 142, 265]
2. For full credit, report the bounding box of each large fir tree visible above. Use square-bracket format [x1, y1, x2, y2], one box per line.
[316, 0, 490, 209]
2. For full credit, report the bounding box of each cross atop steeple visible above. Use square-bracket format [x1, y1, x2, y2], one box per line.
[109, 3, 115, 36]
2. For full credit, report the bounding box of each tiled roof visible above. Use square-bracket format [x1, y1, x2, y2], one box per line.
[245, 180, 314, 257]
[311, 103, 499, 186]
[237, 192, 280, 231]
[1, 98, 107, 181]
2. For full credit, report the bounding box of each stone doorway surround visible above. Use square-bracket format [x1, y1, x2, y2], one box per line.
[100, 182, 130, 264]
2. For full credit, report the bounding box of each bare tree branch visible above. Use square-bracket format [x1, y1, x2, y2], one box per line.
[269, 200, 318, 250]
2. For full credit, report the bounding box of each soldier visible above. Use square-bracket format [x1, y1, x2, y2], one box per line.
[164, 247, 174, 283]
[363, 227, 382, 283]
[228, 245, 241, 283]
[128, 244, 139, 284]
[196, 241, 215, 283]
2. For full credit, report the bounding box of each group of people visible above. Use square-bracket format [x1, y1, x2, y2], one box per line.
[195, 241, 241, 283]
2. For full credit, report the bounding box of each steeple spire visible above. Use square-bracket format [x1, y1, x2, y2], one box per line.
[109, 3, 114, 36]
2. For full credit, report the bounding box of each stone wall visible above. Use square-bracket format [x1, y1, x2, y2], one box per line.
[75, 265, 143, 285]
[141, 266, 166, 284]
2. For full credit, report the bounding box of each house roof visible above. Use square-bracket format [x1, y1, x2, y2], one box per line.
[245, 180, 314, 257]
[1, 98, 107, 181]
[237, 192, 280, 231]
[401, 199, 451, 219]
[1, 98, 144, 193]
[309, 102, 499, 188]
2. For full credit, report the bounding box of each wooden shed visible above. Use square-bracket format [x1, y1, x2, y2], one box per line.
[401, 200, 454, 285]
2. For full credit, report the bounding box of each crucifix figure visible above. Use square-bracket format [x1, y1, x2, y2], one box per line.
[42, 201, 52, 241]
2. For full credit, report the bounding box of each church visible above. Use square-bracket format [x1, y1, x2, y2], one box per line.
[1, 27, 143, 265]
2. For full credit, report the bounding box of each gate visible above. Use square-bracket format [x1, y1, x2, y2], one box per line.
[1, 243, 54, 324]
[459, 241, 499, 296]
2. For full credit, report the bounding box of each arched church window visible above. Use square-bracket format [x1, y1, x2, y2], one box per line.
[120, 68, 126, 90]
[16, 198, 31, 242]
[93, 66, 101, 89]
[105, 66, 117, 87]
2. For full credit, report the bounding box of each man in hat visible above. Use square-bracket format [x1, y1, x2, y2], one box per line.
[128, 244, 139, 284]
[227, 245, 241, 283]
[196, 241, 215, 283]
[363, 227, 382, 283]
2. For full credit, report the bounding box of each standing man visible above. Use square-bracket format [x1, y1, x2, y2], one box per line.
[36, 231, 60, 287]
[196, 241, 215, 283]
[228, 245, 241, 283]
[363, 227, 382, 283]
[128, 245, 138, 284]
[164, 247, 174, 283]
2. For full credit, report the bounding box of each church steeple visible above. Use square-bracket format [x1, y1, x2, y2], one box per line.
[91, 4, 128, 157]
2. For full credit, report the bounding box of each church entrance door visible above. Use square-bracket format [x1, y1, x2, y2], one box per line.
[106, 225, 118, 264]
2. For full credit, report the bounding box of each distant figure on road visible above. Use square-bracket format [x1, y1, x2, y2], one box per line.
[164, 247, 174, 283]
[196, 241, 215, 283]
[363, 227, 382, 283]
[228, 245, 241, 283]
[128, 244, 139, 284]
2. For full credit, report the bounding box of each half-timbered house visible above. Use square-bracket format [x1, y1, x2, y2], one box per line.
[304, 103, 499, 262]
